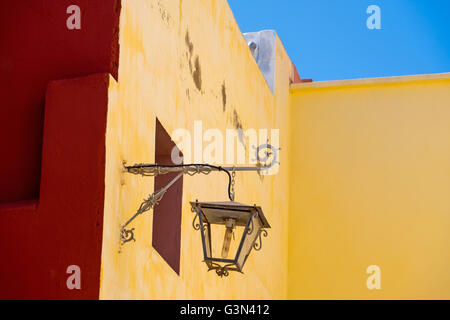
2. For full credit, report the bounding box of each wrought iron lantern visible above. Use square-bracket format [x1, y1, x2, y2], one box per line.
[190, 200, 270, 277]
[120, 143, 279, 277]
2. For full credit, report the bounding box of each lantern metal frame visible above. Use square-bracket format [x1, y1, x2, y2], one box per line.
[190, 200, 270, 277]
[119, 143, 279, 277]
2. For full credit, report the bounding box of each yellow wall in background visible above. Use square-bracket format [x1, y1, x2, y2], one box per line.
[98, 0, 450, 300]
[289, 75, 450, 299]
[100, 0, 293, 299]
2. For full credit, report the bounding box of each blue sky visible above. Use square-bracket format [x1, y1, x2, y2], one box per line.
[228, 0, 450, 81]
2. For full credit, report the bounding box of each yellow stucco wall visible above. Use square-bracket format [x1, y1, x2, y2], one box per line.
[288, 74, 450, 299]
[100, 0, 294, 299]
[99, 0, 450, 300]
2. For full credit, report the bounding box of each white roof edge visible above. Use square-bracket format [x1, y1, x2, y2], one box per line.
[290, 72, 450, 91]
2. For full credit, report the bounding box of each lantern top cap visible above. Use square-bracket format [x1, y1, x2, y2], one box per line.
[190, 200, 271, 228]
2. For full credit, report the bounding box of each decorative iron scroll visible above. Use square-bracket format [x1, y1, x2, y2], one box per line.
[120, 189, 166, 244]
[126, 164, 213, 177]
[120, 227, 135, 243]
[207, 262, 236, 278]
[252, 142, 280, 169]
[191, 206, 201, 231]
[253, 229, 268, 251]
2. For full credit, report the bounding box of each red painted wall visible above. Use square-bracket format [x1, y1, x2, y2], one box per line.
[0, 73, 110, 299]
[291, 63, 312, 84]
[0, 0, 121, 299]
[0, 0, 120, 204]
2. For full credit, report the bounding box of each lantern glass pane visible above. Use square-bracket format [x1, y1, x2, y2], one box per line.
[236, 212, 263, 269]
[207, 223, 246, 262]
[202, 222, 212, 259]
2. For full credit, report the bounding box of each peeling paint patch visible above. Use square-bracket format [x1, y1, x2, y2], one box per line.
[185, 30, 202, 92]
[256, 162, 265, 182]
[221, 82, 226, 111]
[157, 1, 171, 25]
[185, 30, 193, 74]
[192, 56, 202, 91]
[232, 109, 245, 146]
[185, 31, 194, 57]
[232, 109, 243, 130]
